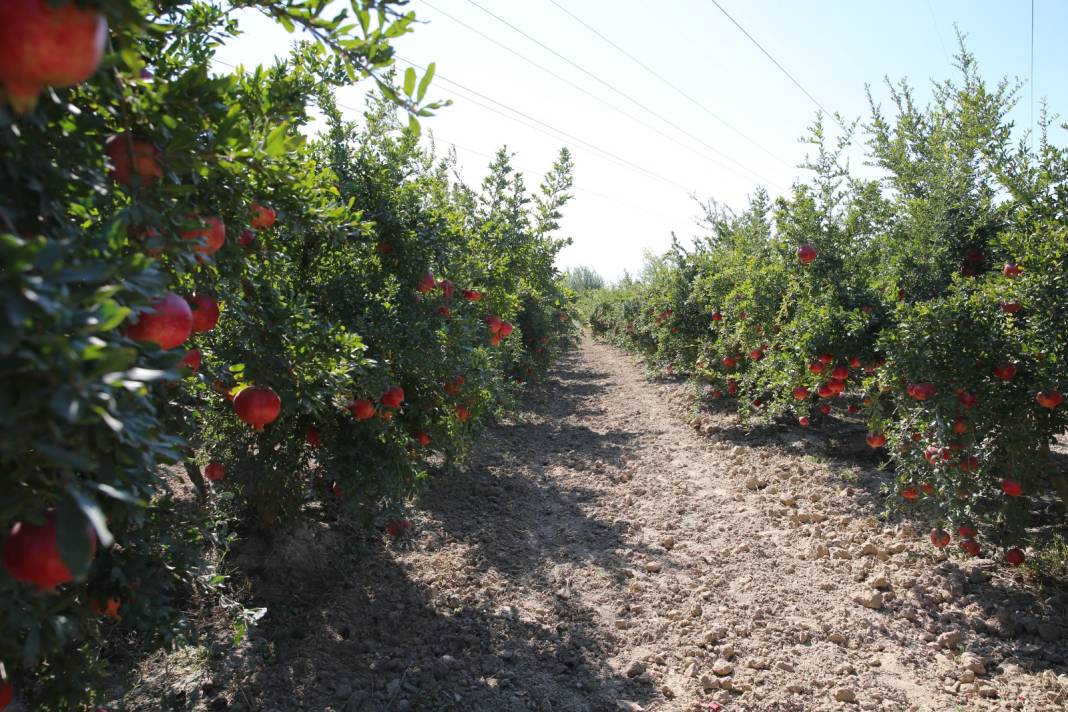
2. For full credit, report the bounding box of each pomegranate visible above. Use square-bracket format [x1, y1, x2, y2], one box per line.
[0, 683, 10, 710]
[180, 348, 202, 373]
[796, 243, 817, 264]
[792, 387, 809, 401]
[305, 426, 321, 447]
[901, 487, 918, 501]
[817, 383, 835, 399]
[489, 334, 502, 347]
[929, 529, 950, 548]
[416, 431, 431, 447]
[437, 279, 454, 299]
[1036, 390, 1063, 409]
[818, 353, 834, 365]
[830, 365, 848, 380]
[238, 228, 256, 248]
[1002, 263, 1023, 277]
[380, 386, 405, 409]
[204, 462, 224, 482]
[438, 305, 451, 319]
[865, 433, 886, 448]
[1001, 301, 1022, 314]
[819, 403, 831, 415]
[992, 362, 1018, 381]
[105, 135, 163, 187]
[463, 289, 481, 301]
[3, 514, 97, 590]
[798, 416, 810, 427]
[808, 362, 824, 375]
[957, 390, 978, 409]
[127, 293, 193, 350]
[89, 596, 122, 620]
[0, 0, 107, 114]
[749, 349, 763, 361]
[711, 311, 722, 321]
[959, 540, 980, 557]
[907, 382, 936, 401]
[385, 519, 412, 537]
[349, 398, 376, 421]
[417, 272, 435, 293]
[1000, 479, 1022, 497]
[498, 321, 514, 338]
[187, 293, 220, 333]
[250, 203, 276, 229]
[455, 405, 471, 421]
[444, 375, 465, 396]
[483, 315, 502, 333]
[233, 386, 281, 430]
[957, 525, 977, 538]
[1005, 548, 1025, 566]
[181, 216, 226, 257]
[722, 356, 737, 369]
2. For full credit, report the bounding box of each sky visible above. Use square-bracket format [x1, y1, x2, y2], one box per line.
[215, 1, 1068, 282]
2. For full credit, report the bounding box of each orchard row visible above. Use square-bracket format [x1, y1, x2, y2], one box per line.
[0, 1, 573, 709]
[586, 50, 1067, 571]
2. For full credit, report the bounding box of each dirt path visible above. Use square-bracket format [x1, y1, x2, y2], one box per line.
[129, 336, 1067, 712]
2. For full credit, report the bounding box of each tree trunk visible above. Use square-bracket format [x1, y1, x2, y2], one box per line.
[184, 459, 207, 501]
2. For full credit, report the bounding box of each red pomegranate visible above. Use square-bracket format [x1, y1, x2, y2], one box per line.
[830, 365, 848, 380]
[722, 356, 737, 369]
[929, 529, 950, 548]
[1001, 301, 1022, 314]
[1005, 548, 1025, 566]
[498, 321, 514, 338]
[792, 387, 809, 401]
[127, 293, 193, 350]
[3, 514, 97, 590]
[380, 386, 405, 409]
[455, 405, 471, 421]
[416, 431, 431, 447]
[711, 311, 723, 322]
[305, 426, 321, 447]
[385, 519, 412, 537]
[437, 279, 455, 300]
[1036, 390, 1063, 409]
[444, 375, 465, 396]
[808, 362, 824, 375]
[957, 525, 977, 538]
[187, 293, 220, 333]
[250, 203, 276, 230]
[181, 348, 202, 372]
[204, 462, 225, 482]
[959, 540, 980, 557]
[350, 398, 376, 421]
[797, 243, 817, 264]
[798, 416, 810, 427]
[992, 362, 1017, 381]
[1002, 263, 1023, 277]
[483, 315, 502, 333]
[181, 216, 226, 257]
[463, 289, 482, 302]
[865, 433, 886, 448]
[233, 386, 281, 430]
[901, 487, 918, 501]
[0, 682, 12, 709]
[438, 305, 451, 319]
[105, 135, 163, 187]
[417, 272, 435, 294]
[238, 228, 256, 248]
[1000, 479, 1022, 497]
[0, 0, 107, 114]
[819, 403, 831, 415]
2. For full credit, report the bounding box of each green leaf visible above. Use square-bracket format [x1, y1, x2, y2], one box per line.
[416, 62, 435, 102]
[403, 67, 416, 97]
[55, 498, 95, 582]
[68, 486, 114, 548]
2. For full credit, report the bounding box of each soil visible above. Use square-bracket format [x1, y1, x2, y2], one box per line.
[120, 336, 1068, 712]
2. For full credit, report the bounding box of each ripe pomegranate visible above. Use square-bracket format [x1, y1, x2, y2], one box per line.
[808, 362, 824, 375]
[828, 379, 846, 395]
[792, 387, 809, 401]
[3, 514, 97, 590]
[233, 386, 281, 430]
[722, 356, 737, 369]
[907, 382, 936, 401]
[416, 431, 431, 447]
[385, 519, 412, 537]
[127, 293, 193, 350]
[711, 311, 722, 322]
[0, 0, 107, 114]
[455, 405, 471, 421]
[1002, 263, 1023, 277]
[847, 404, 859, 414]
[819, 403, 831, 415]
[498, 321, 514, 338]
[305, 426, 321, 448]
[959, 540, 980, 557]
[920, 482, 934, 494]
[1005, 548, 1025, 566]
[848, 355, 861, 368]
[417, 272, 435, 293]
[105, 135, 163, 187]
[818, 353, 833, 365]
[181, 348, 202, 372]
[380, 386, 405, 409]
[238, 228, 256, 248]
[1036, 390, 1063, 409]
[350, 398, 376, 421]
[901, 487, 918, 501]
[437, 279, 454, 299]
[0, 683, 11, 710]
[992, 362, 1017, 380]
[1001, 301, 1022, 314]
[489, 334, 502, 347]
[957, 390, 978, 409]
[866, 433, 886, 448]
[957, 525, 977, 538]
[463, 289, 481, 301]
[817, 383, 835, 399]
[380, 410, 394, 422]
[929, 529, 950, 548]
[1000, 479, 1022, 497]
[250, 203, 276, 229]
[181, 216, 226, 257]
[798, 416, 810, 427]
[483, 315, 502, 333]
[951, 416, 969, 434]
[830, 365, 848, 380]
[444, 375, 465, 396]
[332, 482, 344, 498]
[727, 379, 739, 396]
[89, 596, 121, 619]
[187, 293, 220, 333]
[796, 243, 817, 264]
[438, 305, 452, 319]
[204, 462, 224, 482]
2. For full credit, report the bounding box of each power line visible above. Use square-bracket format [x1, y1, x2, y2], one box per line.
[462, 0, 779, 186]
[545, 0, 793, 171]
[421, 0, 784, 189]
[707, 0, 844, 129]
[923, 0, 951, 64]
[397, 56, 697, 194]
[1030, 0, 1035, 151]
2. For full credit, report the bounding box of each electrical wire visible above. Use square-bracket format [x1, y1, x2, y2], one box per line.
[545, 0, 793, 170]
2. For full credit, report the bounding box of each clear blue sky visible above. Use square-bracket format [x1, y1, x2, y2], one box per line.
[216, 1, 1068, 281]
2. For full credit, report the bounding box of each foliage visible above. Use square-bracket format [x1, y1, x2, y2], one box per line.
[0, 1, 573, 708]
